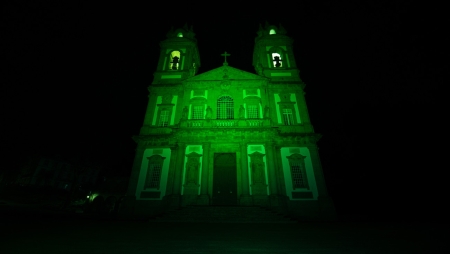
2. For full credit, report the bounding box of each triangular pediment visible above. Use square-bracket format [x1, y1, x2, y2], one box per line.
[186, 65, 267, 82]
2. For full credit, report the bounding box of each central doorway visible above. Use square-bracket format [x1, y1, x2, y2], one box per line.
[212, 153, 237, 206]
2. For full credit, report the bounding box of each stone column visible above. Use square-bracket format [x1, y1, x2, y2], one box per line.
[307, 143, 336, 220]
[240, 142, 252, 206]
[169, 143, 186, 209]
[120, 142, 145, 216]
[266, 141, 278, 196]
[307, 144, 328, 197]
[141, 92, 158, 134]
[164, 146, 178, 196]
[266, 142, 278, 206]
[173, 143, 186, 195]
[274, 146, 287, 195]
[295, 91, 314, 132]
[274, 145, 289, 212]
[198, 143, 210, 205]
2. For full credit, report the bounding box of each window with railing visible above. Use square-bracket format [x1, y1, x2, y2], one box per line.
[192, 105, 204, 119]
[247, 105, 259, 119]
[217, 96, 234, 119]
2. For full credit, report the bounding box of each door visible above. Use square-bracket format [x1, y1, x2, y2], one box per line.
[213, 153, 237, 206]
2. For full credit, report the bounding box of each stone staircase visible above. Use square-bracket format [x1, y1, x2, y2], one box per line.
[152, 206, 297, 223]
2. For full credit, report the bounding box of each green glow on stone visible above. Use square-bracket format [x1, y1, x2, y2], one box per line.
[271, 73, 291, 76]
[177, 32, 183, 37]
[161, 75, 182, 79]
[270, 29, 276, 35]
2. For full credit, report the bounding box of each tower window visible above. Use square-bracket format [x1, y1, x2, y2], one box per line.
[282, 109, 294, 125]
[272, 53, 282, 67]
[177, 32, 183, 37]
[217, 96, 234, 119]
[192, 105, 204, 119]
[247, 105, 259, 119]
[159, 110, 169, 127]
[269, 29, 276, 35]
[170, 51, 181, 70]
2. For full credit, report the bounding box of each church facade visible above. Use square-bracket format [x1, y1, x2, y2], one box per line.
[121, 24, 335, 220]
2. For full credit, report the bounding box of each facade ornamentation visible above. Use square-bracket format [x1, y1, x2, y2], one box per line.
[122, 23, 335, 221]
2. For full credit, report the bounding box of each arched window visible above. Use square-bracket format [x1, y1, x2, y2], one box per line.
[169, 50, 181, 70]
[269, 29, 276, 35]
[272, 53, 282, 67]
[217, 96, 234, 119]
[269, 47, 286, 68]
[177, 32, 183, 37]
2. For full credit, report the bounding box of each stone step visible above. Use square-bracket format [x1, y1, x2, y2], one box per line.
[152, 206, 297, 223]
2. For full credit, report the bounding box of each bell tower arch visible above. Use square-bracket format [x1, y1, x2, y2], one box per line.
[153, 24, 201, 85]
[253, 23, 300, 81]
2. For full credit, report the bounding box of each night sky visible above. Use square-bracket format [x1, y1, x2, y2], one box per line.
[2, 2, 446, 220]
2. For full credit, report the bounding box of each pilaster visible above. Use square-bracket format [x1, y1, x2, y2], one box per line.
[267, 141, 285, 209]
[141, 92, 157, 134]
[120, 143, 145, 216]
[198, 142, 211, 205]
[168, 143, 186, 209]
[239, 142, 252, 206]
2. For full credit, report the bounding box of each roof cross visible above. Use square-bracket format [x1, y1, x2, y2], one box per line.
[221, 51, 230, 66]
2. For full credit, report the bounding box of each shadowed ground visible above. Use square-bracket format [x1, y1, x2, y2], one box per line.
[1, 205, 446, 254]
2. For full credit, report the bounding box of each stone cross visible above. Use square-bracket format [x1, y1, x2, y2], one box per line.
[221, 51, 230, 65]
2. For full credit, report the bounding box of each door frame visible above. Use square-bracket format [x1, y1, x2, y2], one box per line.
[208, 143, 242, 205]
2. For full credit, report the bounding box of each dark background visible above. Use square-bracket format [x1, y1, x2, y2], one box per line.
[2, 1, 446, 221]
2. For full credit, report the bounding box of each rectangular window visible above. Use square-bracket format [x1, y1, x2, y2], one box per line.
[192, 105, 204, 119]
[159, 110, 169, 127]
[282, 109, 294, 125]
[290, 163, 306, 189]
[146, 163, 162, 189]
[217, 97, 234, 119]
[247, 105, 259, 119]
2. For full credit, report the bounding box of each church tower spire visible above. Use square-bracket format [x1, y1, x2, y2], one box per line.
[153, 25, 201, 84]
[253, 23, 300, 81]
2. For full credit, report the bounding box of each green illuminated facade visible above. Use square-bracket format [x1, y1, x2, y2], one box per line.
[122, 24, 335, 220]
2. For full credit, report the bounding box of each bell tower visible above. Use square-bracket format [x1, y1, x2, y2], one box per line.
[153, 24, 201, 85]
[253, 23, 300, 81]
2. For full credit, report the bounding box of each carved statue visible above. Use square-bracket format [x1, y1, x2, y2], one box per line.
[185, 156, 200, 185]
[205, 106, 212, 119]
[264, 106, 270, 118]
[239, 105, 245, 119]
[186, 164, 196, 183]
[181, 106, 188, 120]
[251, 161, 265, 184]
